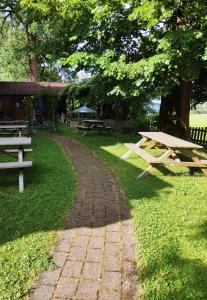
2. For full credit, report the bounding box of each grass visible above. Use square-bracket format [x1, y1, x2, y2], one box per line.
[0, 135, 75, 299]
[190, 113, 207, 127]
[58, 125, 207, 300]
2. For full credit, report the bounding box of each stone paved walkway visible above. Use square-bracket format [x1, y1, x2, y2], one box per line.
[30, 135, 138, 300]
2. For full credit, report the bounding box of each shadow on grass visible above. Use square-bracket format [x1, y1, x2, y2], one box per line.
[140, 240, 207, 299]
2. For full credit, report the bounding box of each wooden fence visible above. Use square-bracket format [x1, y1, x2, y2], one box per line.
[190, 127, 207, 148]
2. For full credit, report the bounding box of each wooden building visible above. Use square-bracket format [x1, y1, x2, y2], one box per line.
[0, 81, 68, 121]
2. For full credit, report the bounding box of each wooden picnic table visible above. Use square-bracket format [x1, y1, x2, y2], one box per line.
[122, 131, 207, 178]
[0, 137, 32, 192]
[0, 124, 28, 137]
[77, 119, 112, 135]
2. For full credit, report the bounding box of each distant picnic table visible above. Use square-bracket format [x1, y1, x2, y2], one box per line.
[0, 137, 32, 192]
[77, 119, 112, 135]
[122, 131, 207, 178]
[0, 120, 29, 137]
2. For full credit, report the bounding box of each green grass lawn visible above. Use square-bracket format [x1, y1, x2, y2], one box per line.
[190, 114, 207, 127]
[58, 125, 207, 300]
[0, 135, 75, 299]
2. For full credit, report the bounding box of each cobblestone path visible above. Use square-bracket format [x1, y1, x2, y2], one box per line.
[30, 135, 139, 300]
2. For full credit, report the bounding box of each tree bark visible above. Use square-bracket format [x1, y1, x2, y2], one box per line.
[25, 25, 39, 81]
[158, 79, 192, 139]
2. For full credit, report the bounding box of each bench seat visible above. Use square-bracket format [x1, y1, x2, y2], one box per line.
[0, 161, 32, 169]
[124, 143, 158, 163]
[77, 126, 91, 131]
[4, 149, 33, 153]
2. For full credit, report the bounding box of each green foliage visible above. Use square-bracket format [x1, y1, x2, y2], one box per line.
[59, 0, 207, 103]
[0, 135, 75, 299]
[0, 20, 29, 80]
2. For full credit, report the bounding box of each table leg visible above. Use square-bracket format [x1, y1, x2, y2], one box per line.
[121, 137, 148, 160]
[137, 165, 154, 179]
[180, 149, 207, 176]
[137, 149, 173, 179]
[18, 146, 24, 192]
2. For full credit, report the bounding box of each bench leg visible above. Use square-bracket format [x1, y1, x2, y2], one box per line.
[122, 150, 133, 160]
[18, 147, 24, 192]
[121, 137, 148, 160]
[19, 169, 24, 192]
[137, 165, 154, 179]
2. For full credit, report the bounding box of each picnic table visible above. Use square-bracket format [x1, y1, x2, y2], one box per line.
[0, 137, 32, 192]
[122, 131, 207, 178]
[77, 119, 112, 135]
[0, 124, 28, 137]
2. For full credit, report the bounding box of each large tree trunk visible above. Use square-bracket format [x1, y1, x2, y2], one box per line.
[158, 79, 192, 139]
[26, 25, 39, 81]
[28, 54, 39, 81]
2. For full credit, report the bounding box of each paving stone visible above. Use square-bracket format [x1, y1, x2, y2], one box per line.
[62, 260, 83, 278]
[68, 247, 87, 261]
[89, 237, 105, 249]
[86, 248, 103, 263]
[76, 227, 90, 236]
[54, 277, 78, 298]
[73, 235, 89, 248]
[40, 268, 61, 286]
[104, 256, 120, 272]
[105, 242, 120, 256]
[106, 232, 121, 243]
[61, 229, 74, 241]
[56, 239, 71, 252]
[76, 279, 99, 298]
[82, 262, 101, 280]
[52, 251, 68, 268]
[30, 285, 54, 300]
[102, 272, 121, 291]
[106, 223, 120, 232]
[91, 227, 105, 237]
[98, 290, 121, 300]
[123, 244, 136, 262]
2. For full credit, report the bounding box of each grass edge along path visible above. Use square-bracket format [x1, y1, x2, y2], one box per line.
[0, 135, 75, 299]
[58, 125, 207, 300]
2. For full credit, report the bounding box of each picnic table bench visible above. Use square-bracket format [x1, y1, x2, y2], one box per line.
[0, 137, 32, 192]
[77, 120, 112, 135]
[122, 132, 207, 178]
[0, 124, 28, 137]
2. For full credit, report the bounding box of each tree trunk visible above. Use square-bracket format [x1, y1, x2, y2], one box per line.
[25, 25, 39, 81]
[158, 79, 192, 139]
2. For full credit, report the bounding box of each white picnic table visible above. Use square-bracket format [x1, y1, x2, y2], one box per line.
[122, 132, 207, 178]
[0, 137, 32, 192]
[0, 124, 27, 137]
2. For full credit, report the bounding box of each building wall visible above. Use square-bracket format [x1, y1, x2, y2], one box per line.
[0, 95, 26, 120]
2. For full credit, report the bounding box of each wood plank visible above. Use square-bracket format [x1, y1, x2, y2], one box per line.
[124, 143, 158, 163]
[139, 132, 203, 149]
[4, 149, 32, 153]
[0, 161, 32, 169]
[0, 137, 31, 146]
[0, 125, 27, 129]
[121, 137, 148, 160]
[158, 161, 207, 168]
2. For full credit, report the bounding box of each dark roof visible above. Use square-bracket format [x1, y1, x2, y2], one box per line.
[0, 81, 68, 96]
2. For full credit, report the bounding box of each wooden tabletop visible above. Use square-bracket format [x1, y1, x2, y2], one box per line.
[139, 132, 203, 149]
[84, 120, 104, 123]
[0, 137, 31, 146]
[0, 125, 27, 129]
